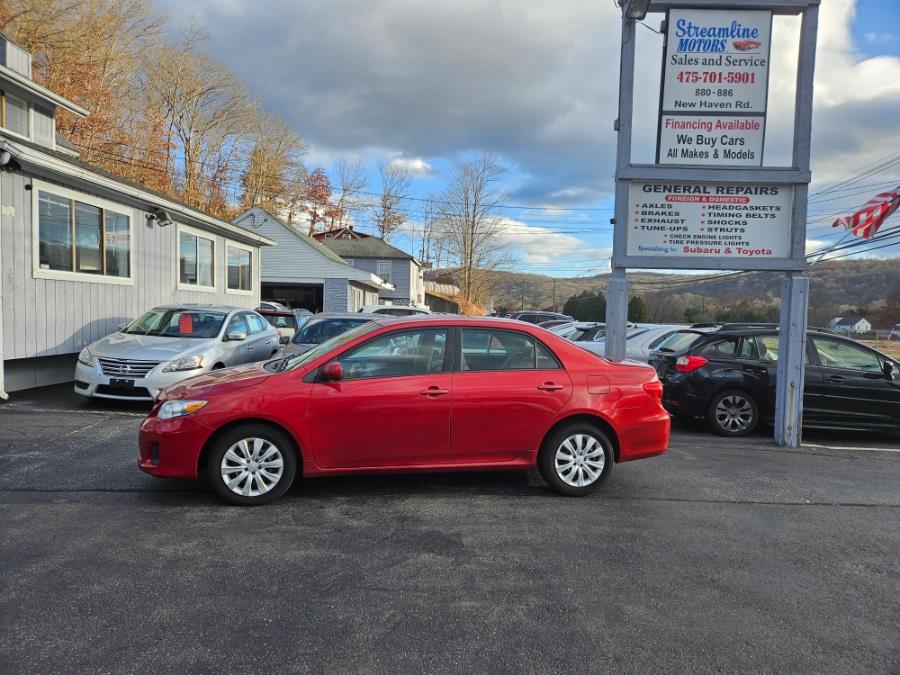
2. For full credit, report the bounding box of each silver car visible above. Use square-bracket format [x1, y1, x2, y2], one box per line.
[578, 324, 688, 363]
[74, 305, 280, 401]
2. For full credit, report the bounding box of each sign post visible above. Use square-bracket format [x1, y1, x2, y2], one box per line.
[607, 0, 820, 448]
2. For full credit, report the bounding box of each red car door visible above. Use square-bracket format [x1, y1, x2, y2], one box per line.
[451, 327, 573, 464]
[309, 328, 452, 469]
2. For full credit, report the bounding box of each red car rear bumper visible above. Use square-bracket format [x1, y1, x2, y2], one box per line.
[614, 405, 671, 462]
[138, 415, 214, 479]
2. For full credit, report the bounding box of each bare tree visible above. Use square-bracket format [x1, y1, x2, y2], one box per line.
[329, 156, 368, 230]
[439, 152, 509, 304]
[143, 25, 254, 210]
[240, 111, 307, 211]
[419, 197, 437, 262]
[371, 161, 411, 241]
[2, 0, 169, 188]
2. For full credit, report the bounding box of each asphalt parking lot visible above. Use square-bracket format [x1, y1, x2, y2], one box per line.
[1, 385, 898, 673]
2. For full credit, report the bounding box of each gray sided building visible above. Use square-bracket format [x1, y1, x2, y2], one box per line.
[233, 207, 390, 312]
[0, 37, 274, 395]
[314, 228, 426, 308]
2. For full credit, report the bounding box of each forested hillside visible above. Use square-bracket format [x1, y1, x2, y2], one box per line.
[477, 259, 899, 326]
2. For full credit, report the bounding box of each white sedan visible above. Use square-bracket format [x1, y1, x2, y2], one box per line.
[578, 324, 688, 362]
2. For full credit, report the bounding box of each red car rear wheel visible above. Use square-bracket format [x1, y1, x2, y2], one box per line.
[538, 422, 612, 497]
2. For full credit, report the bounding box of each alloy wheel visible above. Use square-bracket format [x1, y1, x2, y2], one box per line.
[554, 434, 606, 487]
[220, 437, 284, 497]
[714, 394, 755, 433]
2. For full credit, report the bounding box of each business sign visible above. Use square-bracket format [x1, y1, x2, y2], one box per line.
[626, 181, 793, 259]
[659, 114, 764, 165]
[657, 8, 772, 166]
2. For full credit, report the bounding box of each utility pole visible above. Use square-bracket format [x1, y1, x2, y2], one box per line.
[521, 281, 526, 309]
[552, 279, 557, 312]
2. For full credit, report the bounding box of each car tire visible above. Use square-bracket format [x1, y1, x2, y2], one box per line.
[707, 389, 759, 437]
[538, 422, 612, 497]
[207, 424, 298, 506]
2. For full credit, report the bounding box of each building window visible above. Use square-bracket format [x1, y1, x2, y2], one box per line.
[36, 188, 131, 279]
[105, 212, 130, 277]
[377, 260, 391, 283]
[227, 245, 252, 292]
[2, 91, 29, 137]
[179, 230, 215, 288]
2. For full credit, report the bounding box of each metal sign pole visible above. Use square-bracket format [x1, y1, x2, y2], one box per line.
[605, 12, 637, 362]
[608, 0, 819, 447]
[774, 2, 818, 447]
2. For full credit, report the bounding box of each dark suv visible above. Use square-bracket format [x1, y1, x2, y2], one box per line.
[649, 326, 900, 436]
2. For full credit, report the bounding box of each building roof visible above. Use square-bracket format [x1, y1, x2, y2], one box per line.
[319, 235, 416, 261]
[0, 131, 275, 248]
[0, 63, 88, 117]
[313, 226, 369, 240]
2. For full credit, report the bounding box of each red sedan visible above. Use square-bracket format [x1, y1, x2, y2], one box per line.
[139, 316, 670, 505]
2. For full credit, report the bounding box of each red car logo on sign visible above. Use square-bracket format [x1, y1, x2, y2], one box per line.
[733, 40, 762, 51]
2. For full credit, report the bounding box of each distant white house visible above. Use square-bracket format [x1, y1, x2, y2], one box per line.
[830, 316, 871, 334]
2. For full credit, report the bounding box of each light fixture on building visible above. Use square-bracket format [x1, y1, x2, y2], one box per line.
[146, 209, 174, 227]
[618, 0, 651, 20]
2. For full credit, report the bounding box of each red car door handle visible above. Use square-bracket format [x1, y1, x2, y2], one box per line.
[537, 382, 564, 391]
[420, 387, 449, 396]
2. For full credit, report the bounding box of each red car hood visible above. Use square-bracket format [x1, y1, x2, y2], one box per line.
[162, 364, 272, 400]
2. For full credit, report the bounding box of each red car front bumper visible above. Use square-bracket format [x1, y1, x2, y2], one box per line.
[138, 414, 215, 480]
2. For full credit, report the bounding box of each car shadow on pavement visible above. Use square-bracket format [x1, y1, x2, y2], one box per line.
[132, 470, 558, 507]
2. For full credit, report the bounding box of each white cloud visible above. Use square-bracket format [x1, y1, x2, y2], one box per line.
[494, 218, 611, 267]
[152, 0, 900, 255]
[864, 32, 900, 44]
[388, 156, 433, 177]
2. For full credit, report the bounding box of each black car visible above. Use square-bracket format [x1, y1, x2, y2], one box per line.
[508, 311, 573, 325]
[649, 326, 900, 436]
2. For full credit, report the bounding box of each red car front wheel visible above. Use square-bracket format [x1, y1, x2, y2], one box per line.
[207, 424, 298, 505]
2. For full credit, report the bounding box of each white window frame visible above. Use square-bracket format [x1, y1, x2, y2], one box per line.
[176, 223, 217, 293]
[225, 240, 255, 296]
[2, 90, 31, 141]
[31, 179, 134, 286]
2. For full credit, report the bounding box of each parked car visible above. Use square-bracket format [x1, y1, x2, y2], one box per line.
[294, 308, 314, 328]
[74, 305, 280, 401]
[649, 326, 900, 436]
[890, 324, 900, 340]
[358, 305, 431, 316]
[283, 313, 376, 356]
[258, 309, 300, 344]
[548, 321, 605, 342]
[579, 324, 688, 363]
[537, 319, 573, 330]
[139, 316, 670, 505]
[508, 311, 573, 325]
[257, 301, 291, 312]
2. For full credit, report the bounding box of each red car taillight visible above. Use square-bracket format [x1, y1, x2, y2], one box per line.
[675, 355, 708, 373]
[643, 380, 663, 399]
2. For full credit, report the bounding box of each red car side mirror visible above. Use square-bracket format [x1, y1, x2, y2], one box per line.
[321, 361, 343, 382]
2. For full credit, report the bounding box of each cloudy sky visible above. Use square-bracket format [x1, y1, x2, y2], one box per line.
[153, 0, 900, 276]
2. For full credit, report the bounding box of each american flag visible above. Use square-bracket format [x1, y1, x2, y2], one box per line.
[832, 186, 900, 239]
